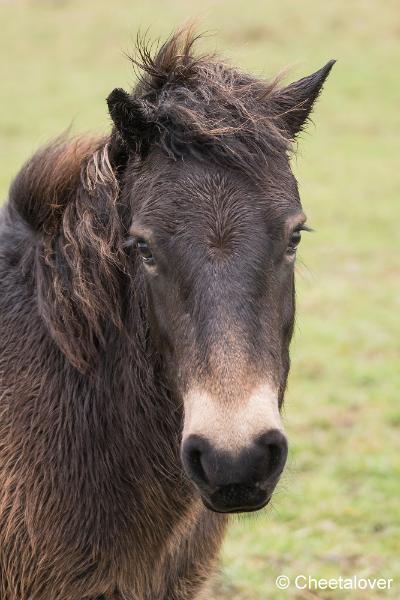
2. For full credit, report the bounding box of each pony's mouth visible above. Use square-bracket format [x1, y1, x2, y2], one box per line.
[200, 484, 272, 514]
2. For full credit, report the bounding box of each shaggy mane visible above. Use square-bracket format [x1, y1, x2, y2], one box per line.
[9, 134, 130, 372]
[10, 136, 106, 232]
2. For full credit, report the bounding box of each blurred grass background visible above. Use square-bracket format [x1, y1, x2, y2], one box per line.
[1, 1, 399, 598]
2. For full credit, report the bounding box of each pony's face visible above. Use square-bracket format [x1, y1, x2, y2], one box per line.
[126, 152, 305, 513]
[108, 33, 334, 512]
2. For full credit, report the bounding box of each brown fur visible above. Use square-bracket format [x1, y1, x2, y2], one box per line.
[0, 28, 334, 599]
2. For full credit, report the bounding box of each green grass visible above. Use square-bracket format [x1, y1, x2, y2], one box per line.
[1, 1, 399, 598]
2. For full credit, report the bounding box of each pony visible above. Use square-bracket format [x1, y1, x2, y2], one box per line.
[0, 28, 334, 599]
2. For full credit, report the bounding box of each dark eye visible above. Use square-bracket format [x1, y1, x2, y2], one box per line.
[136, 239, 155, 265]
[287, 229, 302, 256]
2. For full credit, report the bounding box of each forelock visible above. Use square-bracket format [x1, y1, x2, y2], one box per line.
[128, 27, 291, 178]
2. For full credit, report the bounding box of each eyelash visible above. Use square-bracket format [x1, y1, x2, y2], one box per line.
[298, 224, 313, 233]
[286, 224, 313, 256]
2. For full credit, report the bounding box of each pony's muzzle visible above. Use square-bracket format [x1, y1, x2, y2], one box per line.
[181, 429, 288, 513]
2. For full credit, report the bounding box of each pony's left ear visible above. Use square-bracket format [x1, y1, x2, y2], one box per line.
[107, 88, 155, 153]
[271, 60, 336, 138]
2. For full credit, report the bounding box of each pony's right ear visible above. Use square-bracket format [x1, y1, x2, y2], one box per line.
[107, 88, 154, 153]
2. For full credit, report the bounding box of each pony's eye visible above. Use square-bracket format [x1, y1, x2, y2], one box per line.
[287, 229, 302, 256]
[136, 239, 155, 265]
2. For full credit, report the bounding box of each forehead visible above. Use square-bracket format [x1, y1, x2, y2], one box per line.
[130, 152, 303, 234]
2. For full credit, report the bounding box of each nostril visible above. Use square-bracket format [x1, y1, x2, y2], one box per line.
[181, 434, 211, 487]
[188, 448, 207, 483]
[257, 429, 288, 482]
[267, 441, 286, 477]
[182, 431, 288, 497]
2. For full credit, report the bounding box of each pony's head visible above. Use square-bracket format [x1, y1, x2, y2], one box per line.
[105, 30, 335, 513]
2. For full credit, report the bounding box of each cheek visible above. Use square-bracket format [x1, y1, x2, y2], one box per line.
[281, 275, 295, 342]
[277, 276, 295, 403]
[250, 270, 295, 382]
[146, 276, 192, 356]
[145, 277, 175, 350]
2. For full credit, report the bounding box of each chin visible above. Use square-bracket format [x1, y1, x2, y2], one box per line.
[200, 487, 272, 514]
